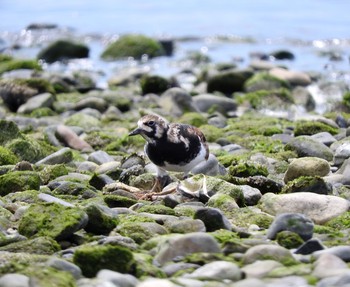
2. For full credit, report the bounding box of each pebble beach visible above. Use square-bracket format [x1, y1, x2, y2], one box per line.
[1, 2, 350, 287]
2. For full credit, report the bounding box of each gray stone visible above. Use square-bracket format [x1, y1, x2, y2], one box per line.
[269, 67, 312, 86]
[96, 269, 139, 287]
[185, 260, 242, 281]
[56, 125, 93, 152]
[240, 185, 262, 206]
[311, 132, 337, 146]
[267, 213, 314, 241]
[194, 207, 232, 231]
[162, 262, 200, 277]
[38, 193, 74, 207]
[334, 142, 350, 166]
[259, 192, 350, 224]
[17, 92, 55, 114]
[192, 93, 237, 114]
[242, 244, 295, 265]
[316, 272, 350, 287]
[136, 279, 178, 287]
[74, 96, 108, 112]
[153, 232, 221, 266]
[88, 150, 115, 165]
[312, 253, 350, 279]
[314, 246, 350, 262]
[47, 257, 82, 279]
[231, 278, 267, 287]
[0, 273, 30, 287]
[284, 157, 330, 183]
[292, 86, 315, 111]
[158, 87, 198, 116]
[191, 153, 226, 176]
[241, 260, 283, 279]
[164, 219, 206, 234]
[295, 238, 326, 255]
[285, 136, 334, 161]
[77, 161, 99, 173]
[35, 147, 73, 165]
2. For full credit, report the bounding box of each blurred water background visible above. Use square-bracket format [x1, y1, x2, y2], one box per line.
[0, 0, 349, 87]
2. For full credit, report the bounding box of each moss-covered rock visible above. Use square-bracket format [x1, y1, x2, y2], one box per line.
[18, 202, 88, 240]
[228, 160, 269, 177]
[0, 252, 49, 275]
[73, 244, 134, 277]
[198, 124, 225, 142]
[179, 112, 208, 127]
[6, 137, 45, 162]
[0, 78, 55, 112]
[0, 146, 19, 165]
[282, 176, 332, 194]
[37, 39, 89, 63]
[104, 194, 138, 208]
[137, 204, 176, 216]
[25, 267, 76, 287]
[325, 212, 350, 230]
[39, 164, 69, 184]
[101, 34, 165, 60]
[0, 120, 24, 145]
[227, 207, 274, 228]
[64, 113, 101, 130]
[0, 171, 40, 196]
[133, 252, 166, 278]
[140, 74, 171, 95]
[0, 58, 42, 75]
[84, 204, 119, 234]
[276, 231, 304, 249]
[0, 236, 60, 255]
[207, 69, 253, 95]
[294, 120, 339, 136]
[237, 88, 294, 110]
[244, 72, 290, 92]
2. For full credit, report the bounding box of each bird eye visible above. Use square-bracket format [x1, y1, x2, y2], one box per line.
[147, 121, 155, 127]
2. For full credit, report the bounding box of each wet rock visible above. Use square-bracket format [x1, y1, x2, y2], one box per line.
[37, 39, 89, 63]
[153, 232, 221, 266]
[285, 136, 334, 161]
[267, 213, 314, 241]
[0, 171, 40, 196]
[89, 173, 114, 190]
[158, 87, 198, 116]
[259, 192, 350, 224]
[311, 132, 337, 146]
[140, 75, 172, 95]
[192, 93, 237, 114]
[194, 207, 232, 231]
[185, 260, 242, 281]
[269, 67, 312, 86]
[207, 69, 253, 95]
[17, 92, 55, 114]
[101, 34, 165, 60]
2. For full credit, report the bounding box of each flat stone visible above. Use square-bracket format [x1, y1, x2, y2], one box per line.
[259, 192, 350, 224]
[312, 253, 350, 278]
[269, 67, 312, 86]
[241, 260, 283, 278]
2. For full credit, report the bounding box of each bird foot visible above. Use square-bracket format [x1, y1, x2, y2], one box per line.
[139, 175, 174, 200]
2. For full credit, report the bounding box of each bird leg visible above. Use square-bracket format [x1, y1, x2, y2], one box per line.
[140, 171, 173, 200]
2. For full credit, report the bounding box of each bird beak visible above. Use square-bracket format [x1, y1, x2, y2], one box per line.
[129, 128, 142, 136]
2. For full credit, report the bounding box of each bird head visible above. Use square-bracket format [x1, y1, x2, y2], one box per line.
[129, 114, 168, 144]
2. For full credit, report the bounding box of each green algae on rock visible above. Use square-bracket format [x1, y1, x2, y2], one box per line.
[140, 74, 171, 95]
[6, 137, 46, 163]
[137, 204, 176, 216]
[294, 120, 339, 136]
[276, 231, 305, 249]
[18, 202, 88, 240]
[37, 39, 89, 63]
[73, 244, 134, 277]
[83, 204, 119, 235]
[0, 146, 19, 165]
[178, 112, 208, 127]
[101, 34, 165, 60]
[281, 176, 332, 194]
[0, 57, 42, 75]
[244, 72, 290, 92]
[0, 171, 40, 196]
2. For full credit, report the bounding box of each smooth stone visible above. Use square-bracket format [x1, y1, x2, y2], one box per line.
[249, 59, 278, 70]
[153, 232, 221, 266]
[74, 96, 108, 112]
[162, 262, 200, 277]
[311, 132, 337, 146]
[192, 93, 237, 114]
[95, 161, 121, 175]
[316, 272, 350, 287]
[35, 147, 73, 165]
[56, 125, 93, 152]
[194, 207, 232, 231]
[17, 92, 55, 114]
[283, 157, 330, 183]
[242, 244, 295, 265]
[88, 150, 115, 165]
[164, 219, 206, 233]
[314, 246, 350, 262]
[96, 269, 139, 287]
[191, 153, 226, 176]
[76, 161, 99, 173]
[0, 273, 30, 287]
[295, 238, 326, 255]
[38, 193, 74, 207]
[312, 253, 350, 278]
[171, 278, 205, 287]
[184, 260, 242, 281]
[259, 192, 350, 224]
[292, 86, 315, 111]
[264, 276, 310, 287]
[269, 67, 312, 86]
[240, 185, 262, 206]
[333, 142, 350, 166]
[158, 87, 198, 116]
[241, 260, 283, 278]
[267, 213, 314, 241]
[285, 136, 334, 161]
[231, 278, 267, 287]
[47, 257, 82, 279]
[136, 279, 179, 287]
